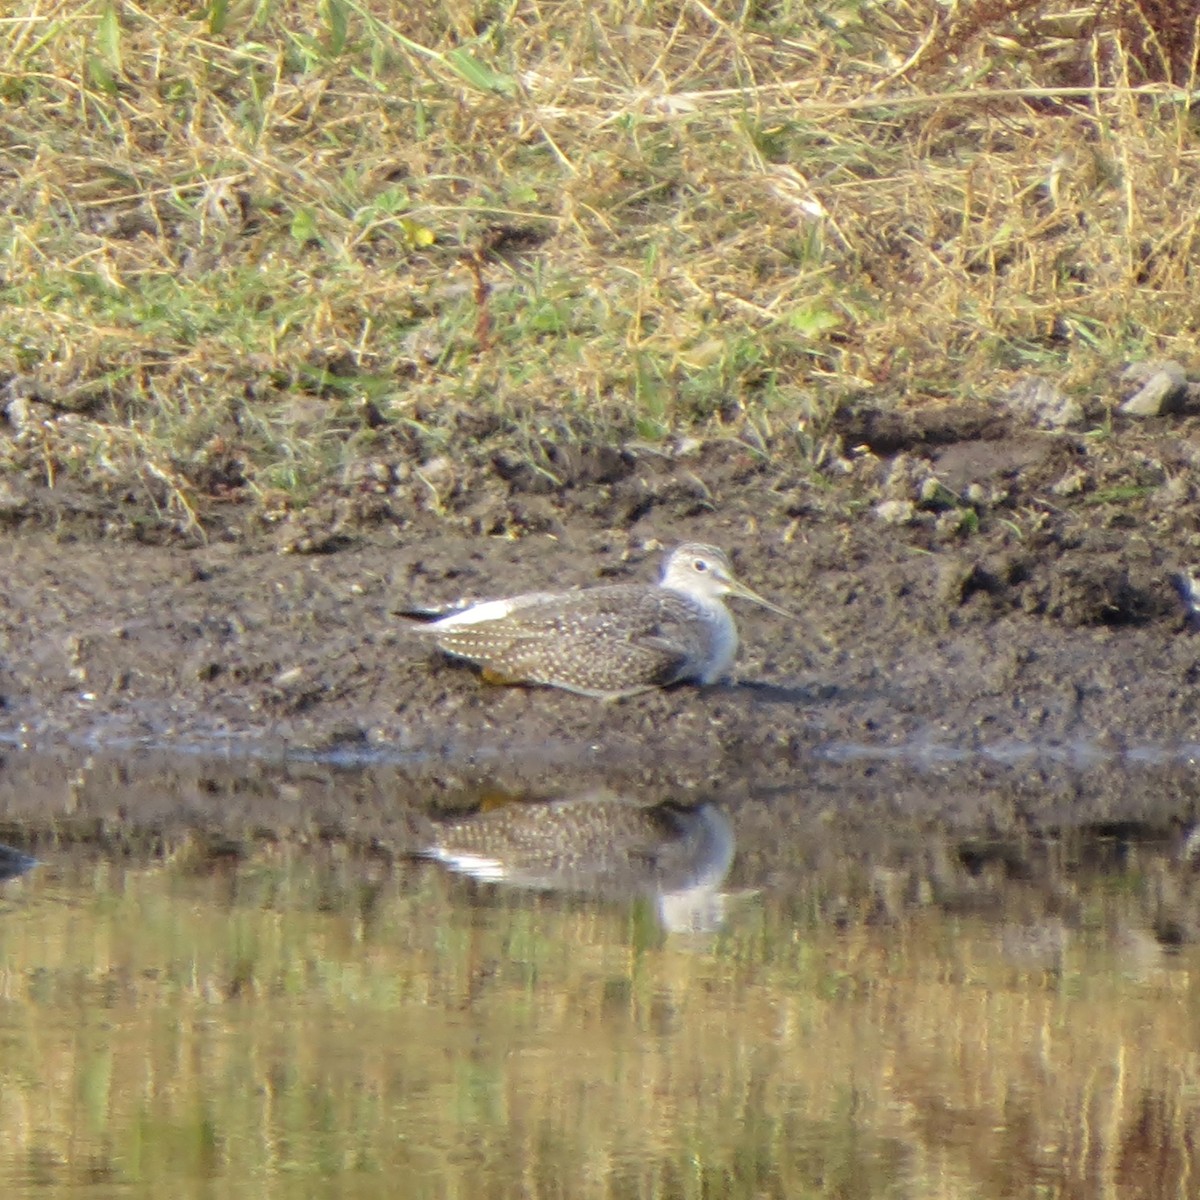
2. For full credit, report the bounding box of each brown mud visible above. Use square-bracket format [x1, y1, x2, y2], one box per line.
[2, 402, 1200, 840]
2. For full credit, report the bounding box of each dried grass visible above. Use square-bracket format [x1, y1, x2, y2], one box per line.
[1, 0, 1197, 531]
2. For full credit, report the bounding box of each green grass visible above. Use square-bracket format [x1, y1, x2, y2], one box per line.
[1, 1, 1197, 535]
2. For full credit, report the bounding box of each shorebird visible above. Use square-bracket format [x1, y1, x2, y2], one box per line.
[407, 542, 793, 698]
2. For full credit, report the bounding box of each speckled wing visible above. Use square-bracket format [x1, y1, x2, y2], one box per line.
[424, 795, 706, 891]
[430, 583, 716, 696]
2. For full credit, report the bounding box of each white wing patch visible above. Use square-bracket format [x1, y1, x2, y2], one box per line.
[430, 590, 566, 629]
[424, 847, 510, 881]
[430, 598, 521, 628]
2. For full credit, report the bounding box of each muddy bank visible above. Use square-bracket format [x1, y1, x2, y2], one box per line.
[3, 745, 1197, 845]
[1, 408, 1199, 823]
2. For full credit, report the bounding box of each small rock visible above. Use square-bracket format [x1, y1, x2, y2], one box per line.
[934, 509, 973, 541]
[4, 393, 54, 438]
[875, 498, 918, 525]
[419, 455, 455, 483]
[343, 459, 395, 493]
[1051, 469, 1088, 496]
[997, 376, 1083, 429]
[1158, 474, 1191, 506]
[881, 453, 928, 501]
[919, 477, 959, 510]
[1121, 360, 1168, 390]
[1119, 361, 1188, 417]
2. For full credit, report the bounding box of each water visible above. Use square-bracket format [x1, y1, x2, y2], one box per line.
[1, 749, 1200, 1198]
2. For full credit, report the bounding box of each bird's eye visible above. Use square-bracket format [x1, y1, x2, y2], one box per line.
[693, 558, 709, 572]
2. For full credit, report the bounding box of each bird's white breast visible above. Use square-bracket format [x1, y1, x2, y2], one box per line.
[693, 600, 738, 684]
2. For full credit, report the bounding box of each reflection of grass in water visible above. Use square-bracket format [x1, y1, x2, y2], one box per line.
[2, 848, 1200, 1195]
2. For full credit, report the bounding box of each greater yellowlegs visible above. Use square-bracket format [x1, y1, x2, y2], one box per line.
[408, 542, 793, 697]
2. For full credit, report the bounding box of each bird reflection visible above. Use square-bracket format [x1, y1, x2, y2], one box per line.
[0, 843, 37, 883]
[420, 793, 735, 933]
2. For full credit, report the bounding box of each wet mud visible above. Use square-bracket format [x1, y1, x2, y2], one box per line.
[1, 405, 1199, 837]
